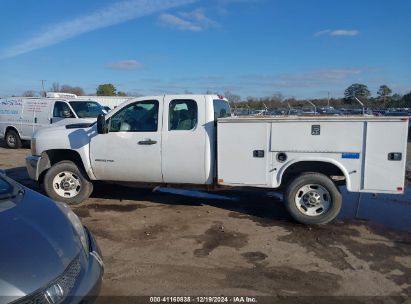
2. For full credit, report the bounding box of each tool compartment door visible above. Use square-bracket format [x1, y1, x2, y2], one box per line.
[363, 121, 408, 192]
[217, 122, 269, 186]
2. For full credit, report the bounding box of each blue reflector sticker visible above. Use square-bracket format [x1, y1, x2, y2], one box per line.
[342, 153, 360, 159]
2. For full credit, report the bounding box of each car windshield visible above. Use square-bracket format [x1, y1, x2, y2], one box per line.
[69, 101, 105, 118]
[0, 177, 13, 199]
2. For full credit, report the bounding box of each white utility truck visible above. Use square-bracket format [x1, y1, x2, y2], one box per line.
[26, 95, 409, 225]
[0, 93, 106, 148]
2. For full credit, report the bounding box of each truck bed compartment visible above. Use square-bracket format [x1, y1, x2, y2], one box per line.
[217, 116, 408, 193]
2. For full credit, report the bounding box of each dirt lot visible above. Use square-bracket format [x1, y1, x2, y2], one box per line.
[1, 142, 410, 301]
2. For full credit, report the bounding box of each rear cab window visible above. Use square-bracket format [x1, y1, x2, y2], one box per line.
[213, 99, 231, 122]
[169, 100, 198, 131]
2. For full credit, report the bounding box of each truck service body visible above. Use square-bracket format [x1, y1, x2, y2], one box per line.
[26, 94, 409, 225]
[0, 94, 106, 148]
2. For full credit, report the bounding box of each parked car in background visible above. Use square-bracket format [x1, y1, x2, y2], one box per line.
[0, 172, 103, 304]
[385, 111, 411, 127]
[0, 93, 106, 149]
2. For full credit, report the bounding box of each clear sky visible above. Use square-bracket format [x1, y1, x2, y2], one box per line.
[0, 0, 410, 99]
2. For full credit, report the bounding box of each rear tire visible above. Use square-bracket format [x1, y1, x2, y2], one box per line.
[284, 173, 342, 225]
[5, 129, 22, 149]
[43, 161, 93, 205]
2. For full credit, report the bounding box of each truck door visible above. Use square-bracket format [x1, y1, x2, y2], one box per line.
[161, 96, 207, 184]
[89, 98, 163, 182]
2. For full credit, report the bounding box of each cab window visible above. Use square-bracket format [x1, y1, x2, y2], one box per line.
[109, 100, 159, 132]
[53, 102, 75, 118]
[213, 99, 231, 120]
[169, 100, 198, 131]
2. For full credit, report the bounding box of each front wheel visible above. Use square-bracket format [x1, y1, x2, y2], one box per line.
[5, 129, 22, 149]
[284, 173, 342, 225]
[43, 161, 93, 205]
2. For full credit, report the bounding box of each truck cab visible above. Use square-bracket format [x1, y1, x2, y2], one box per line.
[27, 94, 230, 196]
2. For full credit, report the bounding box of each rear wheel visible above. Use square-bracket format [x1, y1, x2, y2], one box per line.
[5, 129, 22, 149]
[43, 161, 93, 205]
[284, 173, 342, 225]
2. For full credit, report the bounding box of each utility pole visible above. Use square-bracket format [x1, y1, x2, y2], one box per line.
[41, 80, 46, 97]
[327, 92, 330, 108]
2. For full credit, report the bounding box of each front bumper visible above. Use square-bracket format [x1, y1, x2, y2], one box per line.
[66, 226, 104, 304]
[25, 155, 41, 181]
[9, 227, 104, 304]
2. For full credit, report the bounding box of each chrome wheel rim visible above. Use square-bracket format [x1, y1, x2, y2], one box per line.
[52, 171, 81, 198]
[294, 184, 331, 216]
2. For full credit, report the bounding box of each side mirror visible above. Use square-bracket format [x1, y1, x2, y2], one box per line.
[97, 114, 108, 134]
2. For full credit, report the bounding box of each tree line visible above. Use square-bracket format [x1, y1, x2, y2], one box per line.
[20, 82, 411, 109]
[22, 82, 127, 97]
[226, 84, 411, 109]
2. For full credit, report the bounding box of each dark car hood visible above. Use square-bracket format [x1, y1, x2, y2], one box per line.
[0, 186, 81, 296]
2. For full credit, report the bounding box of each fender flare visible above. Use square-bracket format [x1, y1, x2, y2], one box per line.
[277, 157, 352, 191]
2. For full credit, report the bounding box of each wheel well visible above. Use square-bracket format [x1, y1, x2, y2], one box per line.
[38, 149, 86, 183]
[281, 161, 346, 187]
[5, 126, 20, 137]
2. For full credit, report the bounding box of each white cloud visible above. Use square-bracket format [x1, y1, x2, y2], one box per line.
[106, 60, 143, 70]
[159, 8, 218, 31]
[159, 14, 202, 31]
[315, 29, 360, 37]
[330, 29, 360, 36]
[0, 0, 195, 59]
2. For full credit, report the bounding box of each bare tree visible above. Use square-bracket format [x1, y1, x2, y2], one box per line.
[61, 85, 85, 96]
[22, 90, 35, 97]
[224, 90, 241, 103]
[50, 82, 60, 92]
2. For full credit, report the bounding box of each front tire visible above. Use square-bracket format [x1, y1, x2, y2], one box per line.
[5, 129, 22, 149]
[43, 161, 93, 205]
[284, 173, 342, 225]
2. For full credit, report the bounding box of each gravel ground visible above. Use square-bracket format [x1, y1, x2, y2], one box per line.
[1, 142, 410, 301]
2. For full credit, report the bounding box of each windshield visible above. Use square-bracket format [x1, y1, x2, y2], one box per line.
[69, 101, 105, 118]
[0, 178, 12, 195]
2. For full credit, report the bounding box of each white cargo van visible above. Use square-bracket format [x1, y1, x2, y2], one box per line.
[26, 95, 409, 225]
[0, 95, 106, 148]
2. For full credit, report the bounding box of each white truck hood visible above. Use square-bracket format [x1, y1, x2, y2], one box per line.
[33, 123, 95, 155]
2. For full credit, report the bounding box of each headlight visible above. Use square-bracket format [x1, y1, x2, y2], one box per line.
[56, 202, 89, 253]
[30, 138, 37, 155]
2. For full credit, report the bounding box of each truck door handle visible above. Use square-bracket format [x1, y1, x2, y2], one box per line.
[138, 139, 157, 145]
